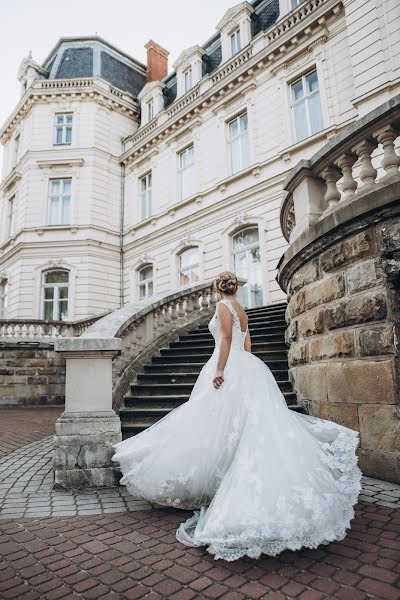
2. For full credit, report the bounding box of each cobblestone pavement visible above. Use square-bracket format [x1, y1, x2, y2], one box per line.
[0, 502, 399, 600]
[1, 435, 399, 519]
[0, 407, 63, 459]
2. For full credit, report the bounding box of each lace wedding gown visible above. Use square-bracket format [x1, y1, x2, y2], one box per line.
[112, 299, 362, 561]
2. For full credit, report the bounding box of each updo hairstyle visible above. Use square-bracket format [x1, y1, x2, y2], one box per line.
[214, 271, 239, 296]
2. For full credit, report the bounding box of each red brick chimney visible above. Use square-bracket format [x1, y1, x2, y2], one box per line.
[145, 40, 169, 82]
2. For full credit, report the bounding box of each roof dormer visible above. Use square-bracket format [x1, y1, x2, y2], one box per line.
[216, 2, 254, 63]
[17, 54, 48, 96]
[173, 46, 206, 98]
[138, 80, 166, 126]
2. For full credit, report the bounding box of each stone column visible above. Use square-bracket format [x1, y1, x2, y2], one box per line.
[53, 338, 122, 489]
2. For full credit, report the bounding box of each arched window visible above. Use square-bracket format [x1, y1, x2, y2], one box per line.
[179, 247, 200, 286]
[232, 227, 262, 308]
[0, 279, 8, 319]
[43, 270, 69, 321]
[138, 265, 153, 300]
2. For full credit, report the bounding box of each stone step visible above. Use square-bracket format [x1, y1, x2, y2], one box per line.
[142, 362, 288, 380]
[169, 339, 287, 350]
[121, 402, 304, 439]
[181, 330, 285, 342]
[125, 390, 297, 406]
[151, 356, 290, 370]
[192, 322, 286, 335]
[137, 372, 291, 385]
[245, 303, 287, 315]
[159, 347, 288, 360]
[131, 378, 293, 395]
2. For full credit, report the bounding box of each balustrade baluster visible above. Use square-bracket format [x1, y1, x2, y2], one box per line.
[352, 140, 378, 188]
[321, 166, 342, 211]
[201, 290, 209, 310]
[373, 125, 400, 178]
[334, 153, 358, 201]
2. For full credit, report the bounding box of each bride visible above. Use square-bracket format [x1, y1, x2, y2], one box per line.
[112, 271, 362, 561]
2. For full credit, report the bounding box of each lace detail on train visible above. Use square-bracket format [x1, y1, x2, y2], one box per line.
[112, 302, 362, 561]
[209, 299, 247, 352]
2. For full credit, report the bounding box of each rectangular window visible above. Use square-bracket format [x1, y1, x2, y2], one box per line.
[228, 112, 250, 175]
[7, 195, 15, 237]
[48, 179, 71, 225]
[54, 113, 73, 145]
[291, 0, 305, 7]
[230, 29, 241, 55]
[13, 134, 20, 167]
[146, 99, 154, 122]
[140, 172, 152, 221]
[178, 145, 195, 200]
[291, 69, 324, 142]
[0, 280, 8, 319]
[184, 68, 193, 93]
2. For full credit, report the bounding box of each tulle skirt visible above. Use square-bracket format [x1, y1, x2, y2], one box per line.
[112, 347, 362, 561]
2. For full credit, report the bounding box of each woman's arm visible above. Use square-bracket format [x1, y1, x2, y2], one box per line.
[244, 329, 251, 353]
[213, 303, 233, 390]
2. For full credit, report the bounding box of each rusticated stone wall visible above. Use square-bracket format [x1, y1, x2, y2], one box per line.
[0, 343, 65, 406]
[283, 214, 400, 483]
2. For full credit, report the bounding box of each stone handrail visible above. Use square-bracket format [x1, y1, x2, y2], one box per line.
[267, 0, 326, 43]
[0, 311, 111, 341]
[210, 47, 253, 85]
[280, 95, 400, 242]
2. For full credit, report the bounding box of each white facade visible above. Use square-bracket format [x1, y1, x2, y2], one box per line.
[1, 0, 399, 320]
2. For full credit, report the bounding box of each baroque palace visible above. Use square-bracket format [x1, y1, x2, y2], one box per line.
[1, 0, 397, 318]
[0, 0, 399, 487]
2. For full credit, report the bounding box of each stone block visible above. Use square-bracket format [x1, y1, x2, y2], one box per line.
[325, 291, 387, 330]
[288, 341, 309, 365]
[297, 308, 325, 338]
[285, 319, 298, 343]
[326, 359, 396, 404]
[358, 325, 395, 356]
[306, 400, 359, 431]
[304, 275, 345, 310]
[287, 289, 305, 319]
[359, 404, 400, 452]
[378, 217, 400, 253]
[346, 259, 381, 294]
[358, 448, 400, 484]
[53, 467, 120, 489]
[290, 259, 320, 294]
[309, 332, 355, 361]
[291, 364, 327, 403]
[320, 230, 376, 273]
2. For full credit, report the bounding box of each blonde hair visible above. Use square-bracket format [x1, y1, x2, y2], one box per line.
[214, 271, 239, 296]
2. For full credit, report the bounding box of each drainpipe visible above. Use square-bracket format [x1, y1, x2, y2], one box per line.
[119, 160, 125, 308]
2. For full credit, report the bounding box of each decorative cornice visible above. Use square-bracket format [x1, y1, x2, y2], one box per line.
[0, 77, 140, 143]
[173, 46, 206, 70]
[121, 0, 343, 165]
[0, 169, 22, 193]
[217, 2, 255, 32]
[36, 157, 85, 169]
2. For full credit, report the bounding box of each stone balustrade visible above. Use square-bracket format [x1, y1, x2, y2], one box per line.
[277, 95, 400, 484]
[52, 280, 221, 489]
[281, 95, 400, 243]
[0, 312, 110, 341]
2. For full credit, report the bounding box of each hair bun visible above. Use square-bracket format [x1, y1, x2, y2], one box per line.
[214, 271, 239, 296]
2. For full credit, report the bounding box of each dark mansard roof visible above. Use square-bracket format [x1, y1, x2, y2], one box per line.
[41, 0, 279, 102]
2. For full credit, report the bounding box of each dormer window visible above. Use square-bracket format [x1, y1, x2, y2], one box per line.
[184, 67, 193, 93]
[230, 29, 241, 56]
[146, 99, 154, 122]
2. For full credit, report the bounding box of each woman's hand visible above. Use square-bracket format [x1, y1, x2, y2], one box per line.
[213, 370, 224, 390]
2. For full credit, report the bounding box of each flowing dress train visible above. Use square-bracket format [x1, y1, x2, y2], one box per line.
[112, 299, 362, 561]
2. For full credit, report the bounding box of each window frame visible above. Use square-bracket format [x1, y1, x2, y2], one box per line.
[183, 67, 193, 93]
[177, 144, 195, 201]
[54, 113, 73, 146]
[230, 28, 241, 56]
[146, 99, 154, 122]
[13, 133, 20, 167]
[139, 171, 152, 221]
[6, 194, 15, 238]
[48, 178, 72, 226]
[289, 68, 323, 142]
[227, 111, 250, 175]
[178, 247, 200, 287]
[0, 279, 8, 319]
[138, 264, 154, 300]
[42, 270, 69, 321]
[232, 226, 263, 309]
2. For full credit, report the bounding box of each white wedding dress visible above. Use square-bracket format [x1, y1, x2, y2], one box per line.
[112, 299, 362, 561]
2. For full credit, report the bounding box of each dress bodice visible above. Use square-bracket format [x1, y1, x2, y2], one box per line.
[208, 299, 248, 352]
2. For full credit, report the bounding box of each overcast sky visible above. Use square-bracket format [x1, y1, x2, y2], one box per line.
[0, 0, 235, 169]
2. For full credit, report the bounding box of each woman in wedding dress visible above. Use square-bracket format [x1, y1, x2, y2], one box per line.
[112, 271, 362, 561]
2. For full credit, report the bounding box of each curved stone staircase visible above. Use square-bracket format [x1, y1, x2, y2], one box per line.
[119, 302, 303, 439]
